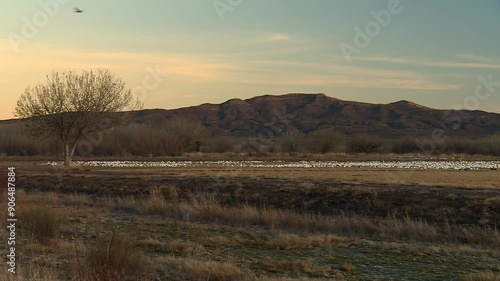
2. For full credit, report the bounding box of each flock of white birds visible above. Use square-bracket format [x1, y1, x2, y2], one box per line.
[44, 160, 500, 170]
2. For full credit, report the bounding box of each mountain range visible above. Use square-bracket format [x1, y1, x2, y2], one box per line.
[131, 93, 500, 139]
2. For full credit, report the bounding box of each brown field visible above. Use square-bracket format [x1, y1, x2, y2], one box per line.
[1, 158, 499, 280]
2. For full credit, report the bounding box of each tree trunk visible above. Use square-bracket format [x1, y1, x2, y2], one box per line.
[64, 138, 81, 167]
[68, 139, 82, 167]
[64, 143, 72, 167]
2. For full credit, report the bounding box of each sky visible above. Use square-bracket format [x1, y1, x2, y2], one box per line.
[1, 0, 500, 120]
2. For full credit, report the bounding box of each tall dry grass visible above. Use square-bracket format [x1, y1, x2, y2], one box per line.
[22, 189, 500, 249]
[460, 271, 500, 281]
[265, 233, 345, 249]
[156, 256, 253, 281]
[18, 204, 62, 244]
[85, 230, 151, 281]
[138, 238, 205, 257]
[12, 190, 500, 280]
[105, 187, 500, 247]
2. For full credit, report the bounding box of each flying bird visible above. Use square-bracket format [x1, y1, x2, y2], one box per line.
[73, 7, 84, 13]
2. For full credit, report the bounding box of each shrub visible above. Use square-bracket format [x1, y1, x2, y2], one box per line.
[348, 133, 384, 153]
[278, 128, 304, 153]
[306, 128, 344, 154]
[163, 117, 210, 153]
[86, 231, 150, 281]
[477, 134, 500, 156]
[391, 137, 421, 154]
[208, 136, 237, 153]
[19, 204, 62, 243]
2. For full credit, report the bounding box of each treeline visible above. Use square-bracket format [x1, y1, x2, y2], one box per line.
[1, 120, 500, 157]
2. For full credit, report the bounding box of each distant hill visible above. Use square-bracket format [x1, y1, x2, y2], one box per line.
[129, 93, 500, 138]
[3, 93, 500, 138]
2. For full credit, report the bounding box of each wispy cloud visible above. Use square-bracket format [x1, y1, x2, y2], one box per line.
[266, 33, 293, 42]
[453, 53, 491, 62]
[0, 40, 235, 82]
[353, 56, 500, 70]
[1, 37, 461, 91]
[225, 59, 461, 91]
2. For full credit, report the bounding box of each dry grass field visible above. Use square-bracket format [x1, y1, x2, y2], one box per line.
[1, 158, 499, 280]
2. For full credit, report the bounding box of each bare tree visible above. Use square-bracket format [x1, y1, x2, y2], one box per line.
[208, 135, 237, 153]
[15, 69, 142, 166]
[278, 127, 304, 153]
[162, 117, 210, 155]
[347, 133, 383, 153]
[307, 128, 344, 154]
